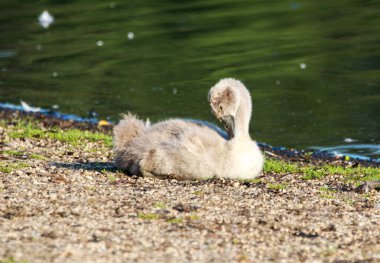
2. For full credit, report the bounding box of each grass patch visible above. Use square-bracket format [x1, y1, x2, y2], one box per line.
[193, 190, 203, 196]
[0, 161, 30, 173]
[0, 257, 28, 263]
[29, 153, 48, 160]
[6, 120, 112, 147]
[1, 150, 24, 157]
[318, 186, 336, 199]
[167, 217, 183, 224]
[186, 214, 200, 221]
[264, 159, 379, 184]
[319, 185, 336, 193]
[267, 183, 287, 191]
[241, 178, 262, 184]
[264, 159, 298, 174]
[319, 194, 335, 199]
[137, 213, 160, 220]
[1, 150, 47, 160]
[107, 175, 117, 183]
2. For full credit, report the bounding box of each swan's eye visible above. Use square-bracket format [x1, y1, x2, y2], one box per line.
[219, 105, 223, 110]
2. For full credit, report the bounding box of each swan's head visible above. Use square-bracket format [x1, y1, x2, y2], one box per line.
[208, 78, 243, 138]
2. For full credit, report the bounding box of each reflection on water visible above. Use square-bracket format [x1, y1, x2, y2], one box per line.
[0, 50, 17, 58]
[313, 144, 380, 162]
[0, 0, 379, 158]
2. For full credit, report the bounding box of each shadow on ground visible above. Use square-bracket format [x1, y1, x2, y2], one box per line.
[51, 161, 118, 172]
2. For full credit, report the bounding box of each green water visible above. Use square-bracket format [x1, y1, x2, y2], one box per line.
[0, 0, 379, 155]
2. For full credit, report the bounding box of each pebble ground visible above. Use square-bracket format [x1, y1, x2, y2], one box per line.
[0, 119, 379, 263]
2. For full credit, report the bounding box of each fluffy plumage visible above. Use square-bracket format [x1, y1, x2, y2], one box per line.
[113, 78, 264, 179]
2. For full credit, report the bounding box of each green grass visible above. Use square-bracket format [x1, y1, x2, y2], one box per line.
[193, 190, 203, 196]
[186, 214, 200, 221]
[107, 175, 116, 183]
[264, 159, 379, 184]
[6, 120, 112, 147]
[319, 185, 336, 193]
[0, 257, 28, 263]
[241, 178, 262, 184]
[318, 186, 336, 199]
[264, 159, 299, 174]
[0, 161, 30, 173]
[167, 217, 183, 224]
[1, 150, 25, 157]
[319, 193, 335, 199]
[137, 213, 160, 220]
[29, 153, 47, 160]
[1, 150, 47, 160]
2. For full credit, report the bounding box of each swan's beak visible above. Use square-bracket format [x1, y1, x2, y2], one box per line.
[221, 115, 235, 138]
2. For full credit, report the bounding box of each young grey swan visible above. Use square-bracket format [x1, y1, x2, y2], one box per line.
[113, 78, 264, 179]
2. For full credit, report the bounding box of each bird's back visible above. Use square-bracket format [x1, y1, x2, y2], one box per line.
[124, 119, 228, 178]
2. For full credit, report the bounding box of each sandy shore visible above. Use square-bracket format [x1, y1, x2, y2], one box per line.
[0, 115, 379, 263]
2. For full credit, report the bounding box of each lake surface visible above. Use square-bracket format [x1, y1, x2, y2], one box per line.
[0, 0, 379, 159]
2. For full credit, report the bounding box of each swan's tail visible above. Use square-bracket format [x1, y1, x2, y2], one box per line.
[113, 112, 145, 152]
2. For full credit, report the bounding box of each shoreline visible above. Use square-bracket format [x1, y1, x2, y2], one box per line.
[0, 106, 378, 167]
[0, 109, 379, 262]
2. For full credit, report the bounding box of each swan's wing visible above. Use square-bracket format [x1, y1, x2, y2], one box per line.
[182, 119, 229, 140]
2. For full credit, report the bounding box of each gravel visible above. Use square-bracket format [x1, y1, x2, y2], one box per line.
[0, 120, 379, 263]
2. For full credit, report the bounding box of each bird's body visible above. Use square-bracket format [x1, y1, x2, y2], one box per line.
[113, 78, 264, 180]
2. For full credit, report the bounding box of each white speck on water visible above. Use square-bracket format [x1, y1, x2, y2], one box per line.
[52, 72, 58, 77]
[109, 2, 116, 8]
[172, 88, 178, 95]
[36, 44, 42, 50]
[300, 63, 307, 69]
[38, 10, 54, 29]
[127, 32, 135, 40]
[96, 40, 104, 47]
[317, 99, 322, 103]
[275, 80, 281, 85]
[2, 67, 6, 72]
[344, 138, 357, 143]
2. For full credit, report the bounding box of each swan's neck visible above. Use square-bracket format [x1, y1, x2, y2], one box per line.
[234, 95, 252, 139]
